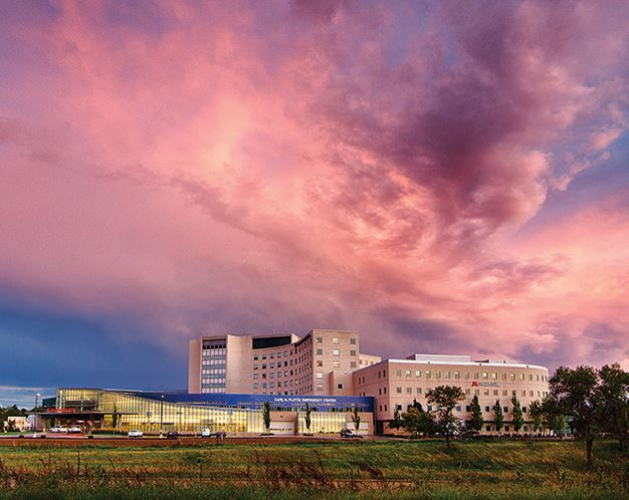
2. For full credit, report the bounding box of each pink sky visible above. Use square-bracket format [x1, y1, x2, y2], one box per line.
[1, 0, 629, 379]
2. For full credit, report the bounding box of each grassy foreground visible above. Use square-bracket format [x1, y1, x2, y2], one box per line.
[0, 439, 627, 499]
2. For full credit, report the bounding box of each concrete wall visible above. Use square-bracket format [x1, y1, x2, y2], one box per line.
[188, 339, 202, 393]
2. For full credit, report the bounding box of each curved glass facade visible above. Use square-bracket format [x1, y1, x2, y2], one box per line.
[54, 389, 374, 434]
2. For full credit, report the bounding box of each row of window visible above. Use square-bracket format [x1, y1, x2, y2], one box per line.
[390, 386, 549, 398]
[369, 369, 547, 382]
[315, 336, 357, 345]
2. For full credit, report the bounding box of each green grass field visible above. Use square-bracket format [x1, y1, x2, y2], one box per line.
[0, 439, 627, 499]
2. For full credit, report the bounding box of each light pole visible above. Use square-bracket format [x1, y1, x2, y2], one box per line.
[34, 393, 40, 432]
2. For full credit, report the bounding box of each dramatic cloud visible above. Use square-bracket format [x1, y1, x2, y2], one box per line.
[1, 0, 628, 394]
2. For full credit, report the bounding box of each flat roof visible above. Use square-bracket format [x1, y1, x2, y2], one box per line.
[355, 358, 548, 372]
[55, 389, 375, 412]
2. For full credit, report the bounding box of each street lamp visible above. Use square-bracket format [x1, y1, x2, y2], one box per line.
[34, 393, 40, 432]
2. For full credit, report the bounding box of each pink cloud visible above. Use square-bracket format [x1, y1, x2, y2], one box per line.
[0, 0, 628, 369]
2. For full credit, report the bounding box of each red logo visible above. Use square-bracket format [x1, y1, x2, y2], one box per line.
[471, 381, 479, 387]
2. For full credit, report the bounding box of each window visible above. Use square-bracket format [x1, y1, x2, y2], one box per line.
[491, 372, 497, 379]
[427, 405, 432, 411]
[397, 387, 402, 394]
[270, 363, 275, 369]
[337, 384, 343, 389]
[316, 337, 323, 343]
[406, 387, 412, 394]
[486, 426, 491, 432]
[465, 405, 471, 412]
[417, 387, 422, 394]
[316, 360, 323, 367]
[454, 371, 460, 379]
[254, 355, 259, 361]
[333, 337, 339, 344]
[493, 390, 499, 396]
[482, 372, 488, 379]
[316, 349, 323, 355]
[350, 350, 356, 356]
[253, 383, 258, 390]
[504, 406, 508, 413]
[484, 406, 490, 412]
[396, 369, 402, 377]
[522, 407, 527, 413]
[351, 362, 357, 368]
[333, 349, 340, 356]
[426, 370, 431, 379]
[415, 370, 421, 377]
[350, 338, 356, 345]
[253, 374, 258, 380]
[333, 361, 340, 368]
[316, 373, 323, 379]
[456, 406, 461, 412]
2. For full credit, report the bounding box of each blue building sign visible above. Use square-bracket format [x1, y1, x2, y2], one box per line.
[126, 391, 374, 413]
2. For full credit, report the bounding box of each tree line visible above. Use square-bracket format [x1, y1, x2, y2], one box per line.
[389, 363, 629, 465]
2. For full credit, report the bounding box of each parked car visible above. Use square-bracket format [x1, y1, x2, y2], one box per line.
[201, 428, 226, 439]
[52, 426, 68, 434]
[340, 428, 357, 438]
[128, 430, 143, 438]
[49, 426, 61, 433]
[166, 430, 179, 439]
[68, 425, 82, 434]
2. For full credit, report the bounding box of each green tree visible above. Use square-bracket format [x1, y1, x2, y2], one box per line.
[262, 402, 271, 433]
[304, 403, 313, 434]
[352, 406, 361, 432]
[468, 395, 484, 433]
[493, 400, 504, 433]
[598, 363, 629, 451]
[511, 395, 524, 433]
[528, 400, 543, 433]
[390, 406, 403, 434]
[112, 405, 119, 431]
[547, 365, 601, 466]
[426, 385, 465, 449]
[401, 406, 434, 438]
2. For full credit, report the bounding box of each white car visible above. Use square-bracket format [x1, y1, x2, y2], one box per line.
[128, 430, 143, 438]
[50, 426, 68, 433]
[68, 425, 82, 434]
